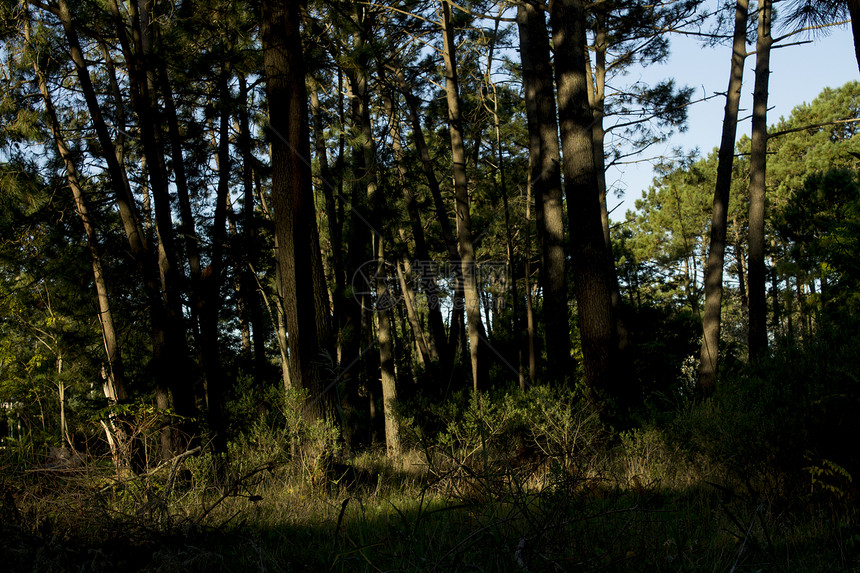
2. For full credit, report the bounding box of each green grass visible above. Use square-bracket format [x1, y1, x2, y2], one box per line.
[2, 436, 858, 572]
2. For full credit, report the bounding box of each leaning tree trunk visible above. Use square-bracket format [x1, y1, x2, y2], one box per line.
[747, 0, 773, 360]
[31, 46, 131, 472]
[55, 0, 194, 458]
[395, 63, 464, 375]
[549, 0, 619, 402]
[697, 0, 750, 396]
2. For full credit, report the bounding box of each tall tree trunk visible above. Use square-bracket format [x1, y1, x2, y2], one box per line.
[32, 53, 128, 406]
[31, 43, 132, 470]
[517, 2, 570, 382]
[395, 64, 464, 373]
[697, 0, 750, 395]
[525, 168, 538, 388]
[261, 0, 336, 424]
[55, 0, 193, 457]
[397, 258, 433, 368]
[586, 8, 629, 353]
[489, 78, 523, 386]
[747, 0, 773, 359]
[196, 66, 232, 455]
[379, 69, 446, 370]
[441, 0, 488, 392]
[310, 86, 346, 342]
[237, 73, 268, 375]
[127, 0, 198, 451]
[847, 0, 860, 75]
[376, 242, 401, 459]
[348, 9, 400, 458]
[550, 0, 618, 401]
[733, 217, 749, 316]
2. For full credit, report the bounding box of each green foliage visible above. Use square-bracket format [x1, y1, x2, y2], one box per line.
[621, 303, 702, 415]
[675, 320, 860, 502]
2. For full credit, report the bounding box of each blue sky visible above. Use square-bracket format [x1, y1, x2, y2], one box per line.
[606, 21, 859, 221]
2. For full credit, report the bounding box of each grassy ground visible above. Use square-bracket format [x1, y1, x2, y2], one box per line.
[1, 433, 858, 573]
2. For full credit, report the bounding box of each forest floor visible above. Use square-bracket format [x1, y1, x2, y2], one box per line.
[1, 439, 858, 573]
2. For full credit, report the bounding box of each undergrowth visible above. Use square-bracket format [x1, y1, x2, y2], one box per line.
[2, 345, 859, 572]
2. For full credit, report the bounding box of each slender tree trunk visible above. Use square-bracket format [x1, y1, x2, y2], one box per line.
[128, 0, 198, 451]
[237, 73, 268, 375]
[733, 218, 749, 315]
[31, 46, 133, 471]
[349, 12, 400, 457]
[587, 9, 629, 353]
[517, 2, 569, 382]
[379, 72, 446, 369]
[441, 0, 488, 391]
[395, 64, 464, 372]
[550, 0, 618, 401]
[261, 0, 336, 424]
[697, 0, 749, 395]
[376, 242, 401, 459]
[310, 87, 346, 338]
[525, 169, 538, 388]
[32, 55, 128, 405]
[770, 266, 780, 336]
[490, 80, 522, 386]
[847, 0, 860, 75]
[196, 66, 232, 455]
[397, 259, 433, 368]
[55, 0, 194, 457]
[747, 0, 773, 359]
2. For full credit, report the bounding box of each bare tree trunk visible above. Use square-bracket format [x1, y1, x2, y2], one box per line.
[376, 242, 401, 459]
[124, 0, 197, 453]
[32, 52, 128, 406]
[586, 8, 629, 353]
[733, 217, 749, 316]
[397, 258, 433, 368]
[54, 0, 194, 457]
[697, 0, 749, 395]
[848, 0, 860, 75]
[747, 0, 773, 360]
[261, 0, 335, 424]
[379, 70, 446, 369]
[550, 0, 619, 401]
[236, 73, 268, 374]
[525, 168, 537, 388]
[310, 87, 346, 339]
[395, 64, 464, 373]
[441, 0, 488, 391]
[196, 65, 233, 455]
[517, 2, 570, 382]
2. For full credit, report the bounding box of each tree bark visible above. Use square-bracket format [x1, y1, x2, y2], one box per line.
[395, 64, 465, 373]
[848, 0, 860, 75]
[441, 0, 488, 392]
[261, 0, 336, 424]
[517, 1, 570, 383]
[32, 53, 128, 407]
[747, 0, 773, 359]
[550, 0, 618, 401]
[697, 0, 749, 395]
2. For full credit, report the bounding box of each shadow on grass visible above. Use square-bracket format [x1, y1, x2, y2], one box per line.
[1, 461, 857, 572]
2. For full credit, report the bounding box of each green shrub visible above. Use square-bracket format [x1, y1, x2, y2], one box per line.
[675, 322, 860, 502]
